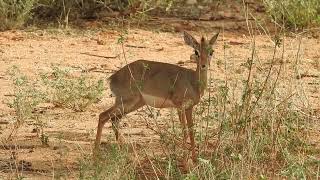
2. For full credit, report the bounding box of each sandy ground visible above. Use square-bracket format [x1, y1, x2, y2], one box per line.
[0, 25, 319, 179]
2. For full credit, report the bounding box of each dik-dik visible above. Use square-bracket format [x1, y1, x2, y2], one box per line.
[94, 31, 219, 161]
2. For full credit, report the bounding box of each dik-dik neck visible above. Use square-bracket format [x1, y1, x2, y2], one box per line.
[195, 65, 208, 97]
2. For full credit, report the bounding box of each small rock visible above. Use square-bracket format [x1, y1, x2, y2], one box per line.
[97, 39, 106, 45]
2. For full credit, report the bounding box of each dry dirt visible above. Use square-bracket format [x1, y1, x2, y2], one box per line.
[0, 24, 319, 179]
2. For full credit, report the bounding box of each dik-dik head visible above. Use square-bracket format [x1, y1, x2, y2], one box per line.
[183, 31, 219, 70]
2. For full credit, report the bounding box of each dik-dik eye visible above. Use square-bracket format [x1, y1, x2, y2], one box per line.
[195, 50, 200, 57]
[209, 50, 214, 56]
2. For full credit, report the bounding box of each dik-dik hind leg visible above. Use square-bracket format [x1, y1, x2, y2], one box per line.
[110, 97, 143, 142]
[95, 96, 143, 149]
[111, 117, 122, 142]
[95, 105, 118, 149]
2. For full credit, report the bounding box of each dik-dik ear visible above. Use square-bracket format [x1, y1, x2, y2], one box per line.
[183, 31, 200, 50]
[209, 32, 220, 45]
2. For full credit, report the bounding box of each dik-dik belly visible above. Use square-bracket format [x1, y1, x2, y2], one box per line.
[141, 93, 176, 108]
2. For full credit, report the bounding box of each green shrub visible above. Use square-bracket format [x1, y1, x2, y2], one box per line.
[5, 66, 45, 131]
[263, 0, 320, 29]
[41, 66, 104, 112]
[0, 0, 36, 30]
[0, 0, 189, 29]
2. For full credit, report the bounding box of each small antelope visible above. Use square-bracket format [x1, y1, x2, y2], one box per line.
[95, 31, 219, 161]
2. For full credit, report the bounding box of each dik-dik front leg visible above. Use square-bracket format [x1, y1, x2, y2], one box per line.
[186, 107, 196, 162]
[178, 108, 188, 148]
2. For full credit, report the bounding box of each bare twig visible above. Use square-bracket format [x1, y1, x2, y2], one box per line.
[80, 52, 120, 59]
[125, 44, 147, 49]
